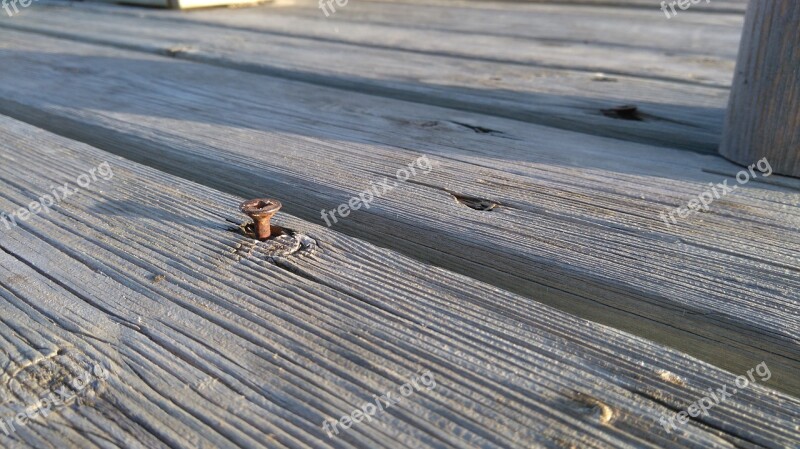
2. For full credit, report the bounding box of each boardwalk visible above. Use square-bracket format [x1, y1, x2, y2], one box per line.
[0, 0, 798, 447]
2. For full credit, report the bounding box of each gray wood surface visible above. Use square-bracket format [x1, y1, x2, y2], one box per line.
[62, 0, 747, 59]
[364, 0, 748, 13]
[7, 0, 744, 151]
[1, 114, 798, 448]
[719, 0, 800, 177]
[90, 0, 265, 9]
[0, 25, 798, 401]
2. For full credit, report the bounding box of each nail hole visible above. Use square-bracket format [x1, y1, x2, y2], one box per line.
[451, 193, 499, 211]
[570, 392, 614, 424]
[601, 105, 644, 121]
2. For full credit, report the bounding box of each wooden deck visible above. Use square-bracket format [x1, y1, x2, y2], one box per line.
[0, 0, 798, 447]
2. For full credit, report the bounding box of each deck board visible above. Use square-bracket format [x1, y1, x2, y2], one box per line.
[0, 26, 797, 399]
[360, 0, 748, 14]
[142, 0, 746, 57]
[5, 1, 742, 151]
[0, 0, 797, 446]
[0, 114, 798, 448]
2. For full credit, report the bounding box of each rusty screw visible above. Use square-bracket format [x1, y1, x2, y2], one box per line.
[239, 198, 282, 240]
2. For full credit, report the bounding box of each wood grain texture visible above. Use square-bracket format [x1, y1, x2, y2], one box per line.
[719, 0, 800, 177]
[361, 0, 748, 14]
[0, 115, 798, 448]
[0, 28, 797, 399]
[89, 0, 266, 9]
[61, 0, 746, 58]
[7, 1, 742, 151]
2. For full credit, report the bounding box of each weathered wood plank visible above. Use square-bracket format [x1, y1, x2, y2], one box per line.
[64, 0, 746, 57]
[90, 0, 268, 10]
[90, 0, 266, 9]
[0, 115, 798, 448]
[50, 0, 741, 84]
[0, 27, 798, 399]
[6, 1, 740, 151]
[720, 0, 800, 177]
[362, 0, 748, 14]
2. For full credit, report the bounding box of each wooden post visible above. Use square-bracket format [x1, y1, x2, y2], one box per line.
[719, 0, 800, 177]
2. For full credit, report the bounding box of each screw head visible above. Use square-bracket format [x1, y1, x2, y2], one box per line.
[240, 198, 282, 239]
[240, 198, 281, 217]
